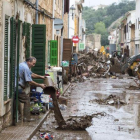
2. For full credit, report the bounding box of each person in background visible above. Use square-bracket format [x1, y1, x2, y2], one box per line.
[17, 56, 46, 122]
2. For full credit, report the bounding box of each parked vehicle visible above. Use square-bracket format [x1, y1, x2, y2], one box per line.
[121, 54, 140, 76]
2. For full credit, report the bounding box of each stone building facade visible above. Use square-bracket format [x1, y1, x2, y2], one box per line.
[86, 34, 101, 50]
[0, 0, 64, 132]
[0, 0, 35, 131]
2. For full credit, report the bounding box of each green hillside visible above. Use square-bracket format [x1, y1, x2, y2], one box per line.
[83, 0, 135, 46]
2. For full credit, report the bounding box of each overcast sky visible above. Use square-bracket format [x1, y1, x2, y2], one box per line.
[83, 0, 121, 7]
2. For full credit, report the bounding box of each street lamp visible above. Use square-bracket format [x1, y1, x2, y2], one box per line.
[128, 20, 132, 27]
[70, 5, 76, 20]
[68, 5, 76, 38]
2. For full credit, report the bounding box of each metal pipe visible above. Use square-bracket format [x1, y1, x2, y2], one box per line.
[68, 13, 70, 38]
[36, 0, 38, 24]
[61, 0, 64, 64]
[24, 0, 54, 19]
[52, 0, 55, 40]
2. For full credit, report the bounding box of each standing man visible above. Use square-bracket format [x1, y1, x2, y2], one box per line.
[17, 56, 46, 122]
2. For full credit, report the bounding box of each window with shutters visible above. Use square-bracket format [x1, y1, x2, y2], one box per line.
[32, 24, 46, 83]
[4, 15, 10, 101]
[50, 40, 58, 66]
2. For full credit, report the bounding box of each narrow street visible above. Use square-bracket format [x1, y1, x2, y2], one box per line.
[1, 0, 140, 139]
[32, 75, 140, 140]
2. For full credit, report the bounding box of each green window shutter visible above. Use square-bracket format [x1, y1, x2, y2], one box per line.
[26, 23, 31, 58]
[23, 22, 31, 58]
[22, 22, 27, 36]
[32, 24, 46, 83]
[10, 17, 16, 98]
[50, 40, 58, 66]
[4, 16, 9, 101]
[48, 41, 50, 65]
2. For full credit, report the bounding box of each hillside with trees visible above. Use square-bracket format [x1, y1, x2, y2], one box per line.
[83, 0, 135, 46]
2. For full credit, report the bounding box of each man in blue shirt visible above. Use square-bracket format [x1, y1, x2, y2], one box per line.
[18, 56, 46, 122]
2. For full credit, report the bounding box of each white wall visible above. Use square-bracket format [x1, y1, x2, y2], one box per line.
[125, 11, 135, 54]
[135, 0, 140, 54]
[0, 0, 34, 117]
[69, 0, 75, 38]
[109, 29, 117, 44]
[0, 0, 13, 116]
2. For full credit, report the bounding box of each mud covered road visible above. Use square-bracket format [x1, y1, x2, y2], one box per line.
[32, 75, 140, 140]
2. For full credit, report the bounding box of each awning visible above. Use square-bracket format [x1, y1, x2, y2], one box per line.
[54, 18, 63, 30]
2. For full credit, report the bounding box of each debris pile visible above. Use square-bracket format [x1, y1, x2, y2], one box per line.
[90, 94, 126, 105]
[57, 112, 106, 130]
[71, 50, 121, 82]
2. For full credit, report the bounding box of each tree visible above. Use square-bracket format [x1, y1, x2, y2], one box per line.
[94, 22, 109, 46]
[94, 22, 106, 34]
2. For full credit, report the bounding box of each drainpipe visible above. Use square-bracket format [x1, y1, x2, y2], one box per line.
[36, 0, 38, 24]
[61, 0, 64, 64]
[68, 12, 69, 38]
[52, 0, 55, 40]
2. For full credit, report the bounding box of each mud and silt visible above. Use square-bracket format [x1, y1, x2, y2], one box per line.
[43, 86, 99, 130]
[58, 112, 106, 130]
[33, 77, 140, 140]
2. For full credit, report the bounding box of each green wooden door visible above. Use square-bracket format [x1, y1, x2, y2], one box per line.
[50, 40, 58, 66]
[32, 24, 46, 83]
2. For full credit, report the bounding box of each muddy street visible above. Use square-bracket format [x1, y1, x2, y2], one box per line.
[32, 75, 140, 140]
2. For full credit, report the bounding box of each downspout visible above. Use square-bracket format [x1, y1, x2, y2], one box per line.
[61, 0, 64, 64]
[52, 0, 55, 40]
[68, 13, 69, 38]
[68, 0, 70, 38]
[61, 0, 64, 91]
[36, 0, 38, 24]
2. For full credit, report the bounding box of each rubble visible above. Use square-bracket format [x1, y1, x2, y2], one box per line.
[90, 94, 126, 106]
[128, 85, 140, 90]
[71, 50, 120, 81]
[57, 112, 106, 130]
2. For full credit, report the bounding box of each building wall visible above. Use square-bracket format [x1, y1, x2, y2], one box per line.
[86, 34, 94, 49]
[135, 0, 140, 54]
[69, 0, 75, 39]
[39, 0, 53, 14]
[55, 0, 62, 19]
[86, 34, 101, 50]
[125, 11, 135, 56]
[131, 25, 135, 56]
[0, 0, 15, 131]
[0, 0, 35, 131]
[39, 0, 63, 67]
[39, 0, 53, 68]
[93, 34, 101, 50]
[63, 13, 68, 38]
[55, 0, 63, 67]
